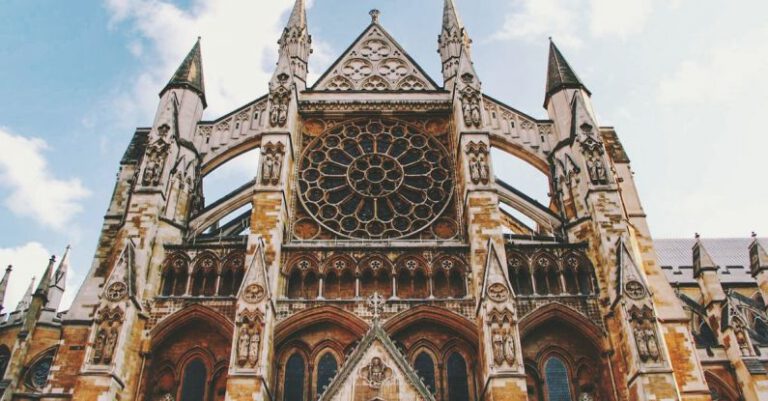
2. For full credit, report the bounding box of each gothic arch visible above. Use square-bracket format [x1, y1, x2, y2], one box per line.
[704, 371, 740, 401]
[518, 303, 607, 352]
[201, 137, 262, 176]
[150, 304, 234, 348]
[274, 306, 369, 345]
[384, 305, 478, 345]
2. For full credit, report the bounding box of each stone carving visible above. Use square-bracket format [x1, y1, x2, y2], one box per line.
[491, 328, 516, 367]
[243, 283, 265, 304]
[504, 330, 516, 365]
[488, 283, 509, 302]
[361, 39, 391, 61]
[578, 124, 609, 185]
[586, 155, 608, 185]
[624, 280, 645, 300]
[91, 306, 124, 365]
[629, 306, 661, 363]
[236, 311, 262, 368]
[261, 142, 285, 186]
[105, 281, 127, 302]
[342, 59, 373, 81]
[460, 86, 483, 128]
[492, 329, 505, 366]
[579, 392, 596, 401]
[142, 124, 171, 187]
[465, 141, 490, 185]
[269, 73, 291, 128]
[734, 320, 752, 356]
[362, 357, 392, 389]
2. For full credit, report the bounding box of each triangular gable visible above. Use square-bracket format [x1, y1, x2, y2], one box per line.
[312, 23, 439, 92]
[319, 321, 435, 401]
[614, 237, 650, 305]
[478, 240, 515, 312]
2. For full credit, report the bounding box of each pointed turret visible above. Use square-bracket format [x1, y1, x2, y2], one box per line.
[48, 245, 69, 310]
[438, 0, 472, 87]
[0, 265, 11, 313]
[16, 276, 35, 312]
[34, 256, 55, 302]
[749, 234, 768, 277]
[544, 39, 590, 108]
[278, 0, 311, 89]
[692, 235, 718, 278]
[161, 38, 206, 107]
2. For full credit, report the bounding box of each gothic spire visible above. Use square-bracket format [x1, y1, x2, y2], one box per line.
[48, 245, 70, 310]
[162, 37, 206, 107]
[545, 39, 589, 107]
[34, 256, 55, 302]
[749, 234, 768, 277]
[16, 276, 35, 312]
[692, 235, 718, 278]
[277, 0, 311, 89]
[0, 265, 11, 312]
[439, 0, 472, 86]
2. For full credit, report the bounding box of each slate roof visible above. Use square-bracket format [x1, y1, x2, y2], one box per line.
[655, 238, 767, 285]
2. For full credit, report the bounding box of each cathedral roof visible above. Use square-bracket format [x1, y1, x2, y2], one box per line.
[656, 237, 768, 285]
[311, 12, 440, 92]
[163, 38, 206, 107]
[545, 40, 589, 106]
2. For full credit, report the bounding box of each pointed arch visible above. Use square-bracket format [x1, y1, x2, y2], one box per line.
[274, 306, 369, 345]
[384, 305, 478, 345]
[518, 303, 607, 352]
[150, 304, 234, 348]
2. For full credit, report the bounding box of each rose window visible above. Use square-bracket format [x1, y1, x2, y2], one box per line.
[298, 119, 454, 239]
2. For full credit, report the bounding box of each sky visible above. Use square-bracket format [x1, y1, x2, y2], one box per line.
[0, 0, 766, 311]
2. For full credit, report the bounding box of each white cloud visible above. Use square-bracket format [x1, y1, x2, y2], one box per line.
[658, 26, 768, 105]
[0, 242, 50, 312]
[102, 0, 306, 123]
[491, 0, 583, 48]
[589, 0, 653, 38]
[0, 128, 90, 231]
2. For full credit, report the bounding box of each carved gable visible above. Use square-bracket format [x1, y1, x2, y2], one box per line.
[319, 324, 434, 401]
[313, 24, 438, 92]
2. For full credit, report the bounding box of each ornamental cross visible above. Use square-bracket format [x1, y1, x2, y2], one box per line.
[367, 292, 385, 320]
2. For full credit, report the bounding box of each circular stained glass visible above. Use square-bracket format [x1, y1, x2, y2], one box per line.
[298, 118, 454, 239]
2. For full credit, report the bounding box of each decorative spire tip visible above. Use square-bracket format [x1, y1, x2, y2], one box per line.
[370, 9, 380, 24]
[752, 231, 757, 238]
[695, 232, 700, 240]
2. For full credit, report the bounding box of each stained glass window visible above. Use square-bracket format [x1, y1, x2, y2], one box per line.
[414, 352, 436, 394]
[544, 357, 573, 401]
[179, 358, 207, 401]
[284, 353, 305, 401]
[316, 353, 337, 396]
[447, 353, 470, 401]
[25, 352, 54, 391]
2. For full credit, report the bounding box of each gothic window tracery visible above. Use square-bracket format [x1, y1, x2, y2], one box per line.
[543, 356, 574, 401]
[297, 119, 454, 240]
[446, 352, 471, 401]
[24, 349, 56, 392]
[315, 352, 338, 397]
[283, 353, 306, 401]
[413, 351, 437, 395]
[179, 358, 207, 401]
[219, 253, 245, 296]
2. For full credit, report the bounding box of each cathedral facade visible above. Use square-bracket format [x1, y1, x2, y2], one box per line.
[1, 1, 767, 401]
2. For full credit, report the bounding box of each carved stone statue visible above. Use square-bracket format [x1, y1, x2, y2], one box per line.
[261, 143, 285, 186]
[460, 87, 482, 128]
[366, 357, 387, 389]
[465, 141, 490, 185]
[237, 325, 250, 366]
[492, 329, 505, 366]
[579, 391, 596, 401]
[247, 329, 261, 367]
[91, 329, 107, 364]
[142, 125, 171, 187]
[503, 331, 516, 365]
[587, 156, 608, 185]
[635, 326, 650, 362]
[103, 327, 119, 364]
[735, 327, 751, 356]
[645, 328, 660, 361]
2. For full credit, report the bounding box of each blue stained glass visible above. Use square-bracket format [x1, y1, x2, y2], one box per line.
[544, 357, 573, 401]
[316, 353, 337, 396]
[284, 353, 305, 401]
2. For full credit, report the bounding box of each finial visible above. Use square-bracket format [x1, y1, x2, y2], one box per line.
[752, 231, 757, 239]
[370, 9, 381, 24]
[49, 255, 56, 264]
[5, 265, 10, 273]
[695, 233, 700, 240]
[367, 292, 385, 320]
[548, 36, 553, 42]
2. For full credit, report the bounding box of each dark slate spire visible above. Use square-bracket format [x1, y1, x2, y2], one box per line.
[162, 37, 207, 107]
[34, 256, 55, 301]
[545, 39, 590, 106]
[0, 265, 11, 313]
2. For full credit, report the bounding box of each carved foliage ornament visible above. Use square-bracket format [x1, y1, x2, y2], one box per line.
[105, 282, 128, 302]
[243, 283, 266, 304]
[488, 283, 509, 302]
[465, 141, 490, 185]
[261, 142, 285, 186]
[298, 119, 454, 240]
[142, 124, 172, 186]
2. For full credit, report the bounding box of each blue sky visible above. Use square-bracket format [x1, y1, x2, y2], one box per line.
[0, 0, 766, 310]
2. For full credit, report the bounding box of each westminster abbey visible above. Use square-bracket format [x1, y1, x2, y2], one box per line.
[0, 1, 766, 400]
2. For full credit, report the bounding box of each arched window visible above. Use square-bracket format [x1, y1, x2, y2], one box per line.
[433, 269, 449, 298]
[174, 267, 189, 296]
[161, 268, 175, 296]
[325, 270, 340, 299]
[179, 358, 207, 401]
[191, 269, 205, 296]
[219, 254, 245, 296]
[518, 265, 534, 295]
[303, 271, 319, 299]
[413, 269, 428, 298]
[397, 269, 412, 298]
[283, 353, 306, 401]
[534, 269, 548, 295]
[360, 269, 375, 297]
[449, 269, 466, 298]
[316, 353, 338, 396]
[339, 269, 356, 298]
[287, 270, 303, 299]
[414, 352, 437, 394]
[447, 353, 471, 401]
[577, 265, 594, 295]
[562, 267, 578, 295]
[544, 357, 573, 401]
[0, 346, 9, 380]
[375, 269, 392, 298]
[211, 368, 228, 401]
[547, 268, 562, 295]
[25, 350, 55, 392]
